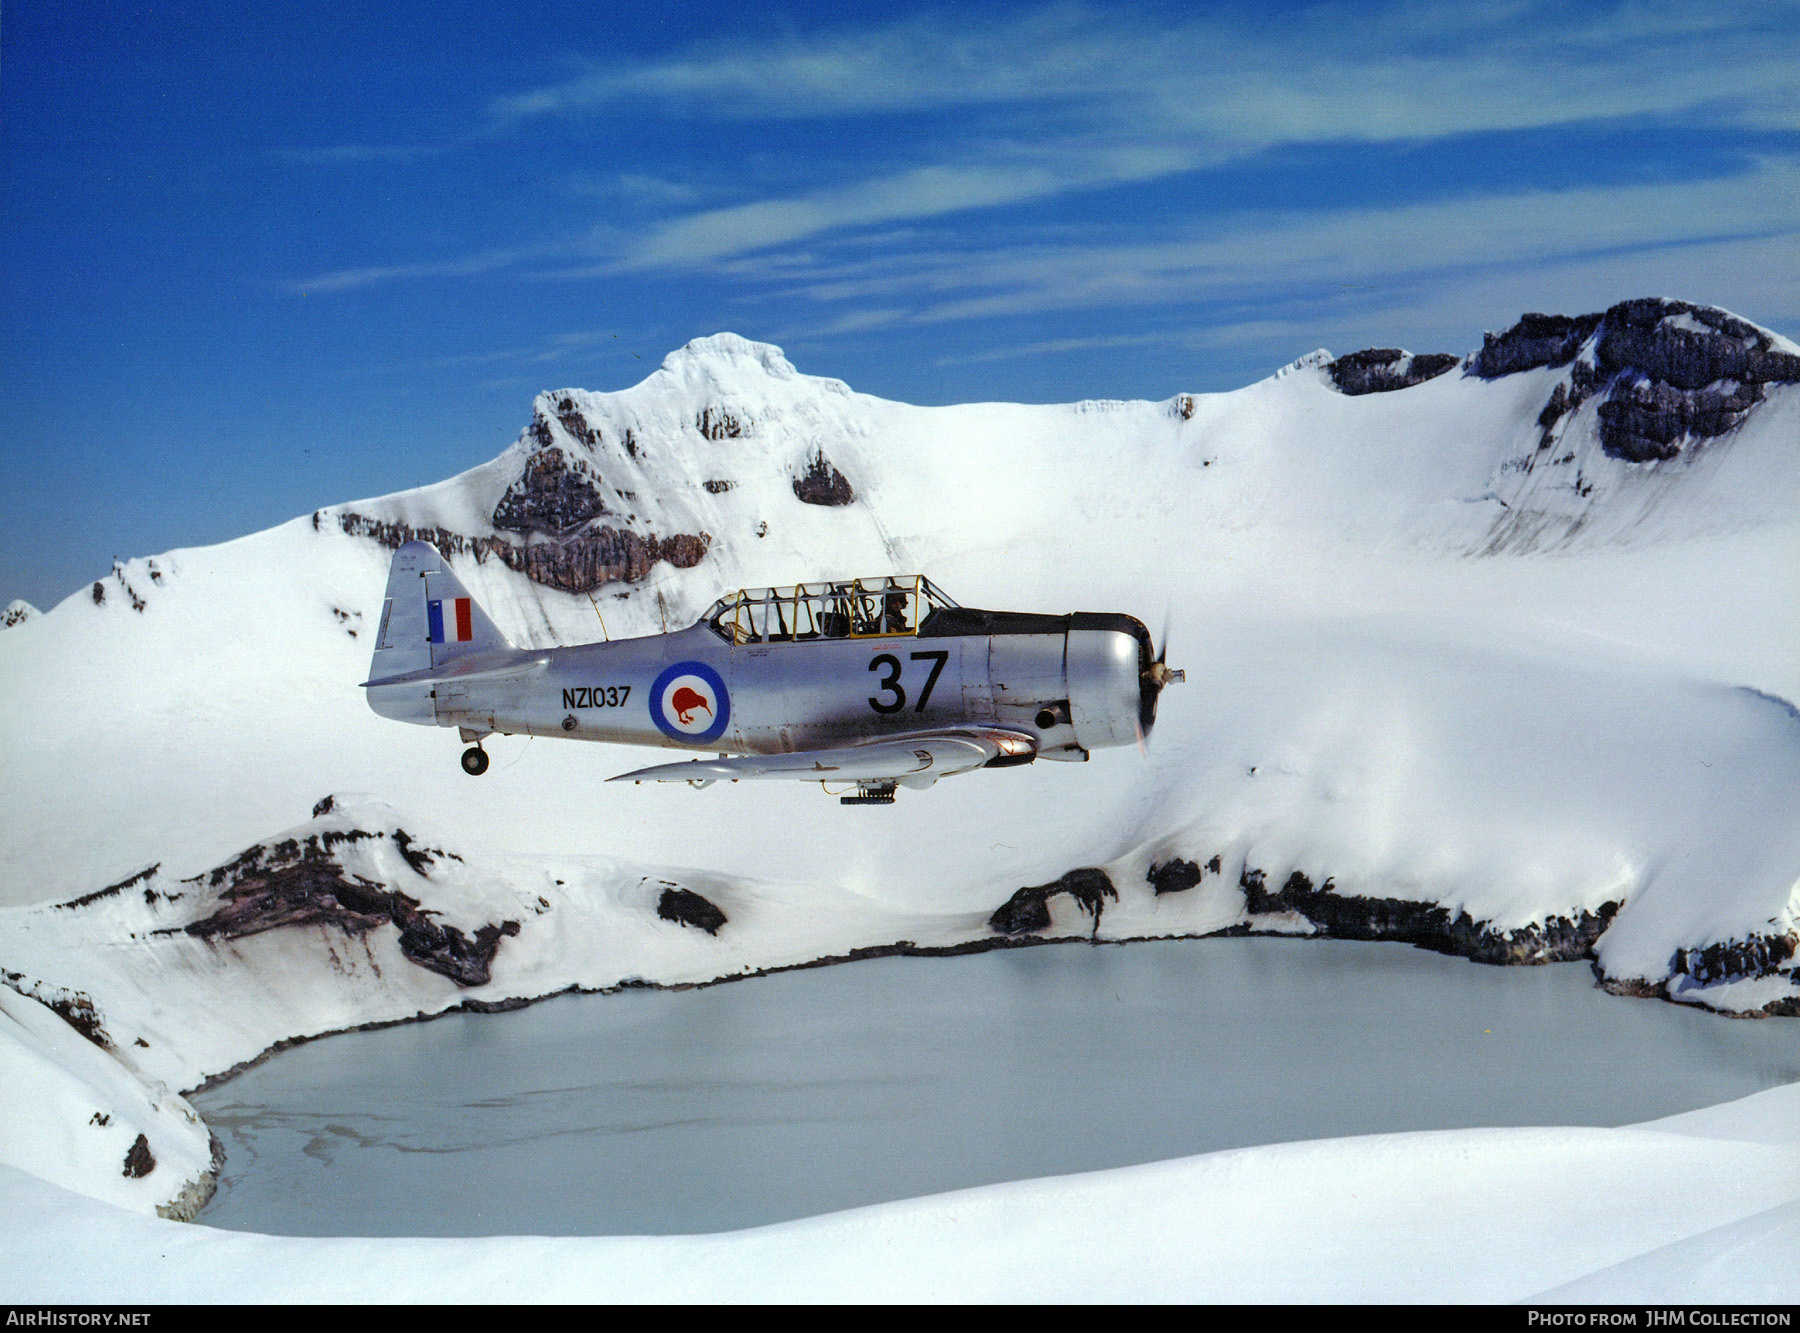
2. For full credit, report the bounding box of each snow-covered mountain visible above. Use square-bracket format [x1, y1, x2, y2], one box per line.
[2, 297, 1798, 1223]
[306, 302, 1800, 636]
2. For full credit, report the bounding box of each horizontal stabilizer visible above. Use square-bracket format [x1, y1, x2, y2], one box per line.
[608, 728, 1035, 787]
[361, 650, 549, 690]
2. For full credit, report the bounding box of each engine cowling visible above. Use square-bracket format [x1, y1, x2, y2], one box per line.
[1067, 614, 1154, 751]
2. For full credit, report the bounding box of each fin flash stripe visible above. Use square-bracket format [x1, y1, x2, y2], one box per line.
[427, 598, 472, 644]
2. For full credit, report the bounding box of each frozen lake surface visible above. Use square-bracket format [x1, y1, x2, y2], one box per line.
[194, 938, 1799, 1236]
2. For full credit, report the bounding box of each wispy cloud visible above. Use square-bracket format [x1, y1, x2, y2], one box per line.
[500, 0, 1799, 271]
[292, 0, 1800, 312]
[623, 148, 1191, 267]
[743, 154, 1800, 328]
[291, 240, 580, 294]
[491, 1, 1800, 136]
[428, 330, 623, 369]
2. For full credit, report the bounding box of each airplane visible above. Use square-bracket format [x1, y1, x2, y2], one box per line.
[362, 540, 1183, 804]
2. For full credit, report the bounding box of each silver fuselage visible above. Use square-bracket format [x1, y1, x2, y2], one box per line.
[368, 614, 1151, 760]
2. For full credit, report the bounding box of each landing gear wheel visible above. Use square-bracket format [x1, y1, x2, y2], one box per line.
[461, 746, 490, 776]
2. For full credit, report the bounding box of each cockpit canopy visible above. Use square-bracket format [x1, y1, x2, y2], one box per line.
[705, 576, 959, 644]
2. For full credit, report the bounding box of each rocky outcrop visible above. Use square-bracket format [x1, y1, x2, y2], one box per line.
[697, 407, 751, 440]
[1327, 349, 1460, 395]
[55, 863, 161, 912]
[178, 825, 520, 989]
[989, 868, 1117, 937]
[1600, 930, 1800, 1017]
[656, 885, 728, 935]
[1241, 867, 1621, 964]
[510, 526, 709, 593]
[1596, 376, 1767, 463]
[155, 1135, 226, 1222]
[1147, 855, 1221, 895]
[1471, 313, 1605, 379]
[551, 397, 602, 448]
[0, 972, 113, 1049]
[1596, 299, 1800, 390]
[336, 512, 710, 596]
[1474, 299, 1800, 462]
[491, 447, 607, 536]
[122, 1134, 155, 1179]
[1669, 931, 1797, 990]
[793, 449, 855, 506]
[2, 599, 38, 628]
[397, 916, 521, 989]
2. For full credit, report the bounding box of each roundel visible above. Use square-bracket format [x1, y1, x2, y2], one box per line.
[649, 660, 730, 744]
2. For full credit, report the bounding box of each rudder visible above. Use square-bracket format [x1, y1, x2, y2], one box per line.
[365, 541, 513, 722]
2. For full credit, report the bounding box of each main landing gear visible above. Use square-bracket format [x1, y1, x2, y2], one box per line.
[840, 781, 896, 805]
[461, 745, 490, 776]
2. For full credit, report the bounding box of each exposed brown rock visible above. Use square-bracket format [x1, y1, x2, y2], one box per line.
[492, 447, 607, 536]
[793, 450, 855, 506]
[553, 397, 602, 447]
[180, 827, 519, 988]
[697, 407, 749, 439]
[337, 513, 710, 596]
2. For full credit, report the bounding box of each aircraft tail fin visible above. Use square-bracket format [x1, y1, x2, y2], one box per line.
[365, 542, 515, 719]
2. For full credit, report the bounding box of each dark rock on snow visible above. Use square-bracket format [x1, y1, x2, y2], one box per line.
[491, 446, 607, 536]
[1669, 931, 1797, 989]
[697, 407, 750, 440]
[336, 512, 710, 597]
[552, 397, 603, 448]
[989, 868, 1118, 937]
[1145, 855, 1221, 895]
[1471, 312, 1605, 379]
[181, 828, 519, 988]
[122, 1134, 156, 1179]
[55, 864, 161, 911]
[1242, 867, 1620, 965]
[792, 450, 856, 506]
[1474, 298, 1800, 462]
[656, 886, 728, 935]
[1327, 349, 1460, 395]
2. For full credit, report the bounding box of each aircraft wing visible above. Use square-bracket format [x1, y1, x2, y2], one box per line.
[607, 728, 1035, 789]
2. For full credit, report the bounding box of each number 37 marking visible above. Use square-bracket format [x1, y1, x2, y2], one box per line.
[868, 650, 949, 715]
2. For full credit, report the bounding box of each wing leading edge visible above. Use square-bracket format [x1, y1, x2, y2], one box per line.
[607, 728, 1035, 790]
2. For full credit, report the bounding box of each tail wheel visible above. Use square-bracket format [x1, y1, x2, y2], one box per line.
[461, 746, 490, 776]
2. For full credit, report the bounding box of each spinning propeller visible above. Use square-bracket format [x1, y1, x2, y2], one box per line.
[1136, 607, 1185, 753]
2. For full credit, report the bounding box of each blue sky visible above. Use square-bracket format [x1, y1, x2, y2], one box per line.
[3, 0, 1798, 608]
